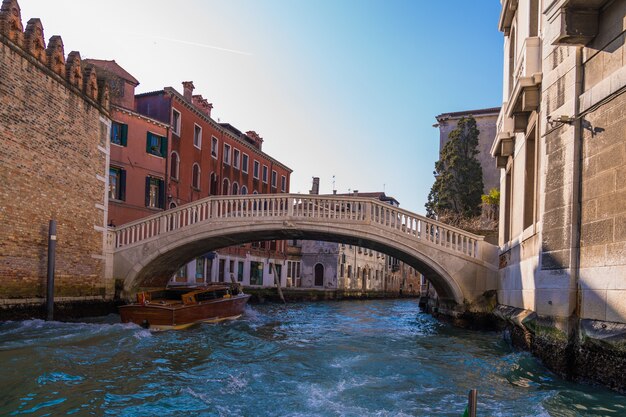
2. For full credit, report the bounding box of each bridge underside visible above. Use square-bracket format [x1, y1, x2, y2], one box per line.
[114, 221, 498, 308]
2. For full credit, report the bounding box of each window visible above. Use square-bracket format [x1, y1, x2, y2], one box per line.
[145, 176, 165, 209]
[232, 182, 239, 195]
[170, 152, 180, 180]
[233, 149, 240, 169]
[195, 258, 205, 281]
[209, 172, 218, 195]
[146, 132, 167, 157]
[237, 261, 244, 282]
[211, 137, 218, 158]
[110, 121, 127, 146]
[222, 178, 230, 195]
[175, 265, 187, 282]
[192, 163, 201, 189]
[172, 109, 181, 135]
[223, 143, 231, 165]
[250, 261, 263, 285]
[241, 185, 248, 195]
[262, 165, 268, 183]
[523, 127, 537, 230]
[109, 167, 126, 201]
[242, 154, 249, 173]
[281, 175, 287, 192]
[253, 160, 260, 179]
[193, 124, 202, 149]
[271, 170, 277, 188]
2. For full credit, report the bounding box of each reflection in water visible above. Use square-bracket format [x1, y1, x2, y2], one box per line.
[1, 300, 625, 416]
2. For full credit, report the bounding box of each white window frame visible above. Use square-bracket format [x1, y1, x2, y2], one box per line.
[241, 185, 248, 195]
[193, 124, 202, 149]
[262, 165, 268, 184]
[211, 136, 218, 159]
[281, 175, 287, 192]
[253, 160, 260, 179]
[172, 108, 181, 135]
[223, 143, 231, 165]
[271, 170, 277, 188]
[170, 151, 180, 180]
[233, 148, 240, 170]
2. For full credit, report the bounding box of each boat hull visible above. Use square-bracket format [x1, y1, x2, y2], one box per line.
[119, 294, 251, 330]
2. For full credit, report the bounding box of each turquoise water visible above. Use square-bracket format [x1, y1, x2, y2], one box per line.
[1, 299, 625, 416]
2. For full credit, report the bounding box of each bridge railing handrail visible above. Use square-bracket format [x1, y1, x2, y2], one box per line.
[112, 194, 485, 258]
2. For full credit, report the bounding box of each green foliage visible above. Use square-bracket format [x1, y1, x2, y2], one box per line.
[426, 116, 484, 219]
[481, 188, 500, 206]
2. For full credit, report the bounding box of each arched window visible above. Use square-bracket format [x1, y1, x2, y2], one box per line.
[192, 163, 201, 189]
[232, 182, 239, 195]
[508, 27, 516, 97]
[170, 152, 180, 180]
[314, 264, 324, 287]
[222, 178, 230, 195]
[209, 172, 218, 196]
[253, 190, 259, 195]
[241, 186, 248, 195]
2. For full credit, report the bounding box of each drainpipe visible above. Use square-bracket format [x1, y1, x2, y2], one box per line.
[566, 46, 584, 378]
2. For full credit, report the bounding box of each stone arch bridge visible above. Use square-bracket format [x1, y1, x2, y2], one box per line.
[109, 194, 498, 310]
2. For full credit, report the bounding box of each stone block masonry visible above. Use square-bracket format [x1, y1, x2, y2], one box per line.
[0, 0, 112, 308]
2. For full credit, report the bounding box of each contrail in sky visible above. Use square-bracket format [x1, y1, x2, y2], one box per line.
[128, 32, 253, 56]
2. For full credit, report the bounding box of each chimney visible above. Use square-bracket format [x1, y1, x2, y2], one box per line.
[182, 81, 194, 102]
[192, 94, 213, 117]
[245, 130, 264, 150]
[353, 190, 359, 196]
[310, 177, 320, 195]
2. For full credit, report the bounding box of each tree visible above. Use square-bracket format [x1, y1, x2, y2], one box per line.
[426, 116, 484, 220]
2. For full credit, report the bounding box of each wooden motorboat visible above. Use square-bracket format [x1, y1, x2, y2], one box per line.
[119, 283, 250, 330]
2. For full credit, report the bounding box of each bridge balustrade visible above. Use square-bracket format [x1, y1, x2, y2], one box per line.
[113, 194, 482, 259]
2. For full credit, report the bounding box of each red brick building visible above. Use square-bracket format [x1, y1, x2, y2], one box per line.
[125, 80, 294, 286]
[85, 60, 169, 226]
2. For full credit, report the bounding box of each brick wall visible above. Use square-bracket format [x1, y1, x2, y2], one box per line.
[0, 27, 110, 301]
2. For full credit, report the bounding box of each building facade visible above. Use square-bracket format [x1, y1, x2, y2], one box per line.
[297, 189, 422, 294]
[0, 0, 112, 305]
[492, 0, 626, 388]
[134, 81, 293, 288]
[435, 107, 501, 194]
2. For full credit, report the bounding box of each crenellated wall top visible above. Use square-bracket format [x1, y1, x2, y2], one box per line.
[0, 0, 109, 112]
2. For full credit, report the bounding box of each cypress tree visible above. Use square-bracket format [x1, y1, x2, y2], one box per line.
[426, 116, 484, 220]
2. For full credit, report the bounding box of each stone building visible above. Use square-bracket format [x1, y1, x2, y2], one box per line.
[296, 186, 422, 294]
[0, 0, 112, 308]
[492, 0, 626, 389]
[434, 107, 501, 193]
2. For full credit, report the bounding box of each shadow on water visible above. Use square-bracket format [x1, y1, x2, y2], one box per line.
[0, 299, 625, 416]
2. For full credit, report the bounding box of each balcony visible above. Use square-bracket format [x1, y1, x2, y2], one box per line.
[551, 0, 610, 46]
[491, 106, 516, 168]
[498, 0, 518, 35]
[505, 37, 542, 133]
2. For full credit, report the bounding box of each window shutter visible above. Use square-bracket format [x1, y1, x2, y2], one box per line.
[145, 176, 151, 207]
[158, 179, 165, 208]
[121, 124, 128, 146]
[160, 136, 167, 158]
[120, 170, 127, 201]
[146, 133, 151, 153]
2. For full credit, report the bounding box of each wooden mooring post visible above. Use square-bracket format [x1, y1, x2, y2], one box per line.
[46, 220, 57, 321]
[467, 389, 477, 417]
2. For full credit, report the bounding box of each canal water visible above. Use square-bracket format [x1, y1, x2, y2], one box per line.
[1, 300, 625, 416]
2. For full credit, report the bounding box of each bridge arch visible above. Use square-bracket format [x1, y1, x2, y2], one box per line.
[111, 194, 498, 307]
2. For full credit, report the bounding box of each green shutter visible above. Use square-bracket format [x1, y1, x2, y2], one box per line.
[121, 124, 128, 146]
[160, 135, 168, 158]
[158, 179, 165, 208]
[146, 133, 152, 153]
[119, 170, 126, 201]
[145, 176, 151, 207]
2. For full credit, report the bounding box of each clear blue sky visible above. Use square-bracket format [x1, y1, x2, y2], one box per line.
[20, 0, 503, 213]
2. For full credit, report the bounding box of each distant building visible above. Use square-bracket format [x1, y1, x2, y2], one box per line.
[295, 182, 421, 294]
[435, 107, 501, 194]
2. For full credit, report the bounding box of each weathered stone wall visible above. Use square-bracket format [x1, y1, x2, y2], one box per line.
[0, 1, 111, 305]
